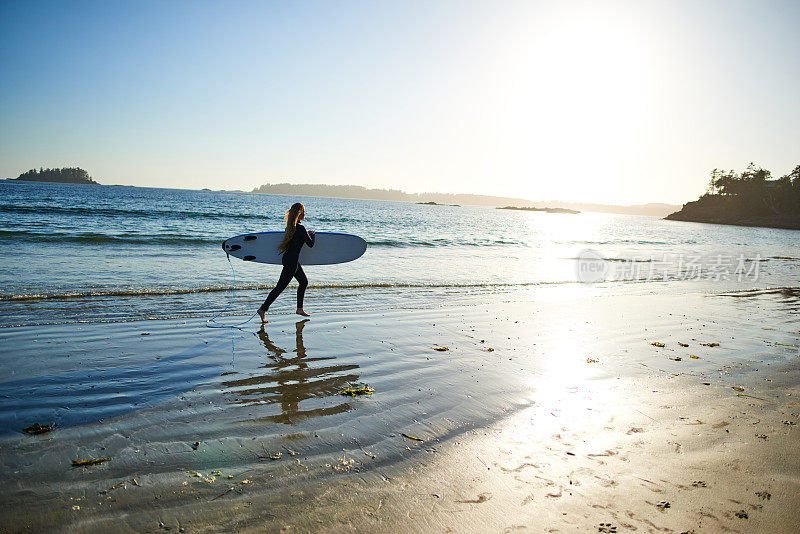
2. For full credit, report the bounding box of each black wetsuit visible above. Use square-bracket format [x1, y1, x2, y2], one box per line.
[260, 224, 315, 310]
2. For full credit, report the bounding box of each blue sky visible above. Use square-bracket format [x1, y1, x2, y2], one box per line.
[1, 0, 798, 204]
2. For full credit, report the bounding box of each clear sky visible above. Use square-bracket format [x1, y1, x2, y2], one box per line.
[1, 0, 798, 205]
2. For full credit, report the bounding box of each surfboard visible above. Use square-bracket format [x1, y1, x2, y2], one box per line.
[222, 231, 367, 265]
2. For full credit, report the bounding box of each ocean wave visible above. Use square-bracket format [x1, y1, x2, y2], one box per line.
[1, 204, 387, 225]
[564, 256, 770, 263]
[0, 230, 524, 248]
[0, 280, 582, 302]
[312, 216, 366, 224]
[712, 286, 800, 298]
[0, 204, 272, 222]
[365, 238, 523, 247]
[0, 230, 220, 246]
[555, 239, 673, 246]
[564, 256, 654, 263]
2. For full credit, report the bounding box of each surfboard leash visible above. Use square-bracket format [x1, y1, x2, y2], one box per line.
[205, 255, 258, 329]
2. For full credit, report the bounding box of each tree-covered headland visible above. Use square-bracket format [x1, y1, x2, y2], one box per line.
[666, 163, 800, 229]
[14, 167, 99, 185]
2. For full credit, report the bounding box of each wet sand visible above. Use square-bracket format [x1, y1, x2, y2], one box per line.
[1, 288, 798, 532]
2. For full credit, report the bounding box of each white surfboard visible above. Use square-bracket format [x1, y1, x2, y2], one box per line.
[222, 231, 367, 265]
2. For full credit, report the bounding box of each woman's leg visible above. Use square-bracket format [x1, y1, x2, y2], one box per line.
[294, 265, 309, 314]
[260, 263, 297, 313]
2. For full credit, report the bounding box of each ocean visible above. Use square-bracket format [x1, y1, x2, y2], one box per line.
[1, 180, 798, 327]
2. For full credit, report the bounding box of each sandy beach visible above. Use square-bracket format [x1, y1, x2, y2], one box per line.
[2, 286, 798, 533]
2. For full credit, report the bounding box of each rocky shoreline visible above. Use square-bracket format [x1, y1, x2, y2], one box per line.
[665, 200, 800, 230]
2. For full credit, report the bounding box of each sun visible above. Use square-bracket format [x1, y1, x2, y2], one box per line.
[490, 6, 655, 203]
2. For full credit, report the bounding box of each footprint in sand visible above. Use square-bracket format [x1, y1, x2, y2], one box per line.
[455, 492, 492, 504]
[691, 481, 707, 488]
[656, 500, 671, 510]
[501, 462, 540, 473]
[545, 488, 563, 498]
[597, 523, 617, 533]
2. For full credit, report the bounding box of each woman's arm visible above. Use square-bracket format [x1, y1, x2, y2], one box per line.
[299, 225, 315, 247]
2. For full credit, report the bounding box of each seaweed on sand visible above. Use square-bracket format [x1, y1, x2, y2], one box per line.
[339, 383, 374, 397]
[23, 423, 54, 435]
[72, 458, 111, 467]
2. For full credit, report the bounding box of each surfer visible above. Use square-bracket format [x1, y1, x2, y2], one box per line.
[257, 202, 315, 322]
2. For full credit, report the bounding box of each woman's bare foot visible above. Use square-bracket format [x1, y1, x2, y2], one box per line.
[296, 308, 310, 317]
[257, 308, 268, 323]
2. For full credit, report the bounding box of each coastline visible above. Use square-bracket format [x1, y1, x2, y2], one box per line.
[665, 211, 800, 231]
[1, 288, 798, 532]
[10, 178, 100, 185]
[0, 178, 681, 216]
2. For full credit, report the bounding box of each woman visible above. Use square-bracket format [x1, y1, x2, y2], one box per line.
[257, 202, 315, 322]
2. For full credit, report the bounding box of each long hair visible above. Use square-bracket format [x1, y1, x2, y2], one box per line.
[278, 203, 305, 252]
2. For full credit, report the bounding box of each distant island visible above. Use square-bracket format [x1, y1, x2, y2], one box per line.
[251, 182, 679, 216]
[13, 167, 99, 185]
[498, 206, 579, 214]
[665, 164, 800, 230]
[417, 201, 460, 206]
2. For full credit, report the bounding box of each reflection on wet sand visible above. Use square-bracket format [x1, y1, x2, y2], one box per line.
[222, 319, 359, 424]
